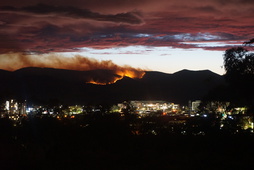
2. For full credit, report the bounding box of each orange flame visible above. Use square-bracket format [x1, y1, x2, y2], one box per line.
[116, 69, 145, 79]
[87, 69, 145, 85]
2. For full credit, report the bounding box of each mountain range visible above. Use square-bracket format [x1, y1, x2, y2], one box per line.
[0, 67, 225, 105]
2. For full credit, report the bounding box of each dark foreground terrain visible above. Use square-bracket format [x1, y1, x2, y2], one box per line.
[0, 115, 253, 170]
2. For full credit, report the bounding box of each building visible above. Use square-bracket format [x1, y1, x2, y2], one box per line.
[191, 100, 201, 112]
[119, 100, 180, 115]
[2, 99, 27, 122]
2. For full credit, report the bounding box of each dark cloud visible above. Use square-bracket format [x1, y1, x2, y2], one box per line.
[0, 35, 22, 53]
[0, 3, 143, 25]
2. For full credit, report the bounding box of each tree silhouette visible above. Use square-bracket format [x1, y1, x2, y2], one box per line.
[224, 47, 254, 78]
[223, 39, 254, 113]
[243, 38, 254, 46]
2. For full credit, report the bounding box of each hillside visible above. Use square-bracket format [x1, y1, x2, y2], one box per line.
[0, 68, 225, 105]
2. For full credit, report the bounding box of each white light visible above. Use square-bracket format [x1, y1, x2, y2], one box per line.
[228, 115, 233, 119]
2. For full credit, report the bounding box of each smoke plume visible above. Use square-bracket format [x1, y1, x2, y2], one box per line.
[0, 53, 145, 84]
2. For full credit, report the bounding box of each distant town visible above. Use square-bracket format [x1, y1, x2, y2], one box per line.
[1, 98, 253, 136]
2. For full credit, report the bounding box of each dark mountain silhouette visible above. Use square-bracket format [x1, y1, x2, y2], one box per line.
[0, 67, 225, 105]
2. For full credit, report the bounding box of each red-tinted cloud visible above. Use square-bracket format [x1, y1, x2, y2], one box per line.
[0, 0, 254, 53]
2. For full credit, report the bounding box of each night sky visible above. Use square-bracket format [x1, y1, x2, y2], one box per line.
[1, 0, 254, 75]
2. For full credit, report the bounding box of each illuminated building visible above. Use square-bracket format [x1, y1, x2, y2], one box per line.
[65, 105, 83, 115]
[119, 100, 180, 115]
[191, 100, 201, 112]
[2, 99, 27, 122]
[5, 99, 19, 115]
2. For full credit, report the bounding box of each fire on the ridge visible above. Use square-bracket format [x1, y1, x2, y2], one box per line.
[86, 69, 146, 85]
